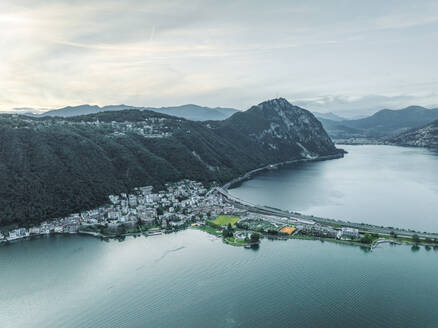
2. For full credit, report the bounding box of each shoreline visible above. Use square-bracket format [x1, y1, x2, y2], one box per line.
[222, 152, 345, 190]
[218, 153, 438, 241]
[3, 226, 437, 253]
[2, 150, 437, 251]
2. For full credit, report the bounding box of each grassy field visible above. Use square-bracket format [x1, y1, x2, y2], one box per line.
[224, 237, 247, 246]
[194, 225, 222, 236]
[212, 215, 239, 227]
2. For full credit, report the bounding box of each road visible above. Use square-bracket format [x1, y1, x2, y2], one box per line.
[214, 187, 438, 240]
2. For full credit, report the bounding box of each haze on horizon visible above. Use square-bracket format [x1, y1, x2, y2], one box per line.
[1, 0, 438, 117]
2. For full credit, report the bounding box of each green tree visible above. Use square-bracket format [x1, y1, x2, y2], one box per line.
[412, 234, 420, 244]
[250, 233, 260, 243]
[360, 233, 373, 245]
[136, 217, 142, 229]
[223, 224, 234, 238]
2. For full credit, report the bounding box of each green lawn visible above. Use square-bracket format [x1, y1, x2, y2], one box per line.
[194, 225, 222, 236]
[224, 237, 247, 246]
[212, 215, 239, 227]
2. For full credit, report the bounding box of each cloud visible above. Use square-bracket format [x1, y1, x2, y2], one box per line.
[1, 0, 438, 111]
[293, 94, 438, 118]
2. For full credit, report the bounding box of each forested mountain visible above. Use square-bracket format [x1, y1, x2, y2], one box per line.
[389, 120, 438, 148]
[36, 104, 239, 121]
[0, 98, 341, 226]
[320, 106, 438, 139]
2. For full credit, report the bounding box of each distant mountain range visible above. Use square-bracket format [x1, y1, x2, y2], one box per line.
[22, 105, 345, 123]
[389, 120, 438, 148]
[0, 98, 341, 226]
[9, 101, 438, 147]
[22, 104, 240, 121]
[312, 112, 346, 122]
[319, 106, 438, 139]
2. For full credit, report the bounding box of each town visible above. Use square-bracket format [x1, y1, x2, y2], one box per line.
[1, 179, 437, 250]
[0, 179, 348, 245]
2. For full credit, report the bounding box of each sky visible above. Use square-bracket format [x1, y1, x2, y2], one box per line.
[1, 0, 438, 117]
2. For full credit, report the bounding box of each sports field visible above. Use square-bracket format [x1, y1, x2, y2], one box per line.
[212, 215, 239, 226]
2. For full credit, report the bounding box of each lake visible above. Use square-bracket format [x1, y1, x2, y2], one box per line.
[231, 145, 438, 232]
[1, 231, 438, 328]
[2, 144, 438, 328]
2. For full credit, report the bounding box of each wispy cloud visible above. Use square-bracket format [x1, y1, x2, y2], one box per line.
[1, 0, 438, 114]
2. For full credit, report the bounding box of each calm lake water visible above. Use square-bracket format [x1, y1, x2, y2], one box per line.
[231, 145, 438, 232]
[1, 231, 438, 328]
[2, 145, 438, 328]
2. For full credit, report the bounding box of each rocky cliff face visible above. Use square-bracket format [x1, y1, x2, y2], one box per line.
[389, 120, 438, 148]
[221, 98, 338, 158]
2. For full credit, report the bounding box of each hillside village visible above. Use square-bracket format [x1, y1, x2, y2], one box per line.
[2, 114, 176, 139]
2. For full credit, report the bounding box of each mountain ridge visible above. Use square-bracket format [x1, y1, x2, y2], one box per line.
[389, 120, 438, 148]
[320, 105, 438, 139]
[312, 111, 346, 122]
[20, 104, 240, 121]
[0, 98, 341, 227]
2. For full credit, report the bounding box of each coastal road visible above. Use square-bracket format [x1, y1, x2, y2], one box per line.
[213, 187, 438, 240]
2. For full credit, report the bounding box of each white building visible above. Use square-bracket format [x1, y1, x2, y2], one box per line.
[337, 227, 360, 239]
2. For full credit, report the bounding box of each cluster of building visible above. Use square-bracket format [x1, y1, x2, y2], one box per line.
[298, 224, 338, 238]
[2, 217, 81, 242]
[103, 117, 174, 138]
[297, 224, 360, 240]
[337, 227, 360, 240]
[0, 172, 365, 245]
[0, 180, 245, 243]
[4, 116, 176, 139]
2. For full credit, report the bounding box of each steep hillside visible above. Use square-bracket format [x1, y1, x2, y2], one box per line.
[0, 99, 341, 226]
[220, 98, 337, 158]
[389, 120, 438, 148]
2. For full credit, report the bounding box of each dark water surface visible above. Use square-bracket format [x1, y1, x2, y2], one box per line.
[1, 231, 438, 328]
[231, 145, 438, 232]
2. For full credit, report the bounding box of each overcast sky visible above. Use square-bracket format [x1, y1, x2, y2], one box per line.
[1, 0, 438, 116]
